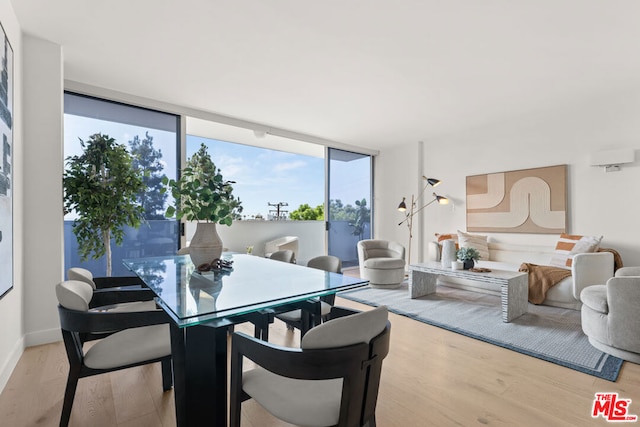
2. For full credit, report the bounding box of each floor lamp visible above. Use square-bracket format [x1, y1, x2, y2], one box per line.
[398, 177, 449, 266]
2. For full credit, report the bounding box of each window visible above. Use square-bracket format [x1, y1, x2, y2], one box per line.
[63, 93, 179, 276]
[186, 135, 324, 220]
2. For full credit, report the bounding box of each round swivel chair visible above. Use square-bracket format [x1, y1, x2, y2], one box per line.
[357, 239, 406, 289]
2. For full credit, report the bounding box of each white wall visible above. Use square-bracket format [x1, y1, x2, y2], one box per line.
[22, 35, 64, 346]
[0, 0, 22, 392]
[377, 88, 640, 267]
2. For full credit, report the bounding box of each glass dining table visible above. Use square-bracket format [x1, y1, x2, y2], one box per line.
[123, 253, 368, 427]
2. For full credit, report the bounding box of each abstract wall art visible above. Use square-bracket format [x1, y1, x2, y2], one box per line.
[466, 165, 567, 234]
[0, 21, 13, 298]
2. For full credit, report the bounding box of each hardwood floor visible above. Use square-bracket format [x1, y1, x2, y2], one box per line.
[2, 296, 639, 426]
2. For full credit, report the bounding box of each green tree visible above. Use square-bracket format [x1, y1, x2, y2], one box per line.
[129, 131, 168, 220]
[290, 203, 324, 220]
[349, 198, 371, 239]
[164, 143, 243, 225]
[63, 133, 145, 276]
[329, 199, 356, 221]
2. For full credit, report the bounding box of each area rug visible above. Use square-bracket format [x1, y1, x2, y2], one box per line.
[338, 282, 623, 381]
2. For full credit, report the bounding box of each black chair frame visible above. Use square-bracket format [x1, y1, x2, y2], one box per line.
[57, 289, 173, 427]
[230, 307, 391, 427]
[92, 275, 146, 289]
[277, 294, 337, 335]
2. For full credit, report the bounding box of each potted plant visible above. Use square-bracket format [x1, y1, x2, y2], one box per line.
[63, 133, 145, 276]
[456, 247, 481, 270]
[163, 143, 243, 265]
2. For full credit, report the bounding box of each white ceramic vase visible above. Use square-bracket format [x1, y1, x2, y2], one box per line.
[441, 239, 457, 268]
[189, 222, 223, 267]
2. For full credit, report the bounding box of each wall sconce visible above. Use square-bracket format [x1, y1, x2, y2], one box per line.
[589, 148, 635, 172]
[398, 176, 449, 266]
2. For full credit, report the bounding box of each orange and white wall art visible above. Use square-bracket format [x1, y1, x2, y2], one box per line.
[465, 165, 567, 234]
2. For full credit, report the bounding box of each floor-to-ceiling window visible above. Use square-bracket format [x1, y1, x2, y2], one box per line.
[327, 148, 373, 267]
[186, 135, 324, 221]
[63, 93, 179, 276]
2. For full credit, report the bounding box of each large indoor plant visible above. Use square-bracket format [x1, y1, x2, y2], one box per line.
[63, 133, 145, 276]
[163, 143, 243, 265]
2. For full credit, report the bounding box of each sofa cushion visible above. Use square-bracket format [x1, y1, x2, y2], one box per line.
[550, 233, 602, 269]
[457, 230, 489, 261]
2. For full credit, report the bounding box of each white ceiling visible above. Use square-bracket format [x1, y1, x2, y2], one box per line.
[12, 0, 640, 151]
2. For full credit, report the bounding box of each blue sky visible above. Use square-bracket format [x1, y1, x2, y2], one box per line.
[188, 135, 324, 218]
[65, 114, 369, 220]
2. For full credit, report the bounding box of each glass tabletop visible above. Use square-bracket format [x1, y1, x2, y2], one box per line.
[123, 253, 368, 327]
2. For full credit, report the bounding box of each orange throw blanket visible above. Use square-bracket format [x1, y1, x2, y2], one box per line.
[518, 263, 572, 305]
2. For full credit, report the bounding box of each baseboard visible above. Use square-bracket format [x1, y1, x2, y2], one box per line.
[0, 336, 24, 394]
[24, 327, 62, 347]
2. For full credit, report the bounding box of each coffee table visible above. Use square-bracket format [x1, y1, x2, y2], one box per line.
[408, 262, 528, 322]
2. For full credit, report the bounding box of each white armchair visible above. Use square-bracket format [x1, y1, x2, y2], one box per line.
[357, 239, 406, 289]
[580, 267, 640, 364]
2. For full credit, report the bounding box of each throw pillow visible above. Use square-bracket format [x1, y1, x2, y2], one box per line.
[457, 230, 489, 261]
[549, 233, 603, 269]
[435, 233, 459, 251]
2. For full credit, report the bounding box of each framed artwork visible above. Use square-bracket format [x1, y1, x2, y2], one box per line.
[466, 165, 567, 234]
[0, 21, 13, 299]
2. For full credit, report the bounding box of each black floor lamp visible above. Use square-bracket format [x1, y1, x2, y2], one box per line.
[398, 176, 449, 266]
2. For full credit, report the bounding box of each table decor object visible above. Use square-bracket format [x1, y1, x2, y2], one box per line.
[163, 143, 243, 265]
[457, 247, 480, 270]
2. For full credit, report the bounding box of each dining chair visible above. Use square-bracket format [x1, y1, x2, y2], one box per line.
[66, 267, 158, 314]
[67, 266, 146, 289]
[276, 255, 343, 335]
[230, 305, 390, 427]
[269, 249, 296, 263]
[55, 279, 173, 427]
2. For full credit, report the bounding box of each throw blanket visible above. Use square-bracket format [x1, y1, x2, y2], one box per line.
[518, 263, 572, 305]
[599, 248, 624, 271]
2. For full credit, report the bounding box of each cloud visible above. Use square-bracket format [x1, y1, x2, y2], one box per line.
[273, 160, 306, 173]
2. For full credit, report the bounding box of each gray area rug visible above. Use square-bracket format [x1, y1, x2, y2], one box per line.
[339, 282, 623, 381]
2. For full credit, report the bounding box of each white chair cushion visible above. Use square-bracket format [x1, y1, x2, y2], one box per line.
[301, 305, 388, 350]
[56, 280, 94, 311]
[276, 301, 332, 322]
[67, 267, 97, 289]
[363, 257, 405, 270]
[580, 285, 608, 314]
[84, 324, 171, 369]
[243, 366, 342, 427]
[90, 299, 158, 313]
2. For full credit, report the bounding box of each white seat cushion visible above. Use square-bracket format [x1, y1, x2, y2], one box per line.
[277, 301, 332, 322]
[84, 324, 171, 369]
[90, 300, 158, 313]
[243, 367, 342, 427]
[363, 257, 405, 270]
[580, 285, 608, 314]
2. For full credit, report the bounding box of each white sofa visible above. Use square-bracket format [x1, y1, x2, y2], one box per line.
[427, 239, 614, 310]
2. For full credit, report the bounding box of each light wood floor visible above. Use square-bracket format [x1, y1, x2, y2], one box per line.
[2, 296, 639, 426]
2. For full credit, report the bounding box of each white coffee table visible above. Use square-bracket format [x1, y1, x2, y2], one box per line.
[408, 262, 528, 322]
